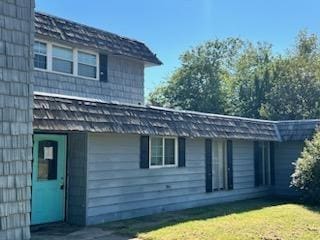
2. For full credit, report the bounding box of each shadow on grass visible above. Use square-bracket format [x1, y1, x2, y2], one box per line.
[100, 197, 292, 238]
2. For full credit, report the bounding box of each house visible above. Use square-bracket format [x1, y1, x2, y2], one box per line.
[1, 2, 320, 239]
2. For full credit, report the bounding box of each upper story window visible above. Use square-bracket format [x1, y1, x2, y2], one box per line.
[52, 45, 73, 74]
[149, 137, 177, 168]
[34, 39, 100, 80]
[34, 41, 47, 69]
[78, 51, 97, 79]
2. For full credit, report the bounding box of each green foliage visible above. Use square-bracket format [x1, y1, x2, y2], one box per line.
[148, 38, 244, 113]
[291, 130, 320, 203]
[261, 31, 320, 120]
[149, 30, 320, 120]
[227, 42, 274, 118]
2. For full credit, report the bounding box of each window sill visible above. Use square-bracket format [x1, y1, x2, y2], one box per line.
[34, 68, 100, 81]
[149, 165, 178, 169]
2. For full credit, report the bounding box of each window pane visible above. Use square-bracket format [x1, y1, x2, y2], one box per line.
[53, 46, 73, 61]
[164, 139, 175, 165]
[38, 140, 58, 180]
[34, 41, 47, 55]
[78, 63, 96, 78]
[78, 51, 96, 66]
[34, 54, 47, 69]
[212, 141, 226, 190]
[151, 137, 163, 166]
[53, 58, 73, 74]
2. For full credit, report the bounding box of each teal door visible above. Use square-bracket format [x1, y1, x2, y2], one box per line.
[31, 134, 66, 225]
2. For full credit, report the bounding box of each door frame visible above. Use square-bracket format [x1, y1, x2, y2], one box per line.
[31, 133, 68, 225]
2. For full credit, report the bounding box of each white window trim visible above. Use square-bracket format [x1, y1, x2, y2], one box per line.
[52, 44, 74, 75]
[34, 39, 48, 71]
[149, 136, 178, 169]
[77, 49, 99, 79]
[34, 39, 100, 81]
[257, 141, 271, 186]
[212, 139, 228, 191]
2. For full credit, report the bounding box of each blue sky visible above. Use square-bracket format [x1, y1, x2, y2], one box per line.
[36, 0, 320, 96]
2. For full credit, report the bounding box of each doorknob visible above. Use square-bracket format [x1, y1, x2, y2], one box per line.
[60, 178, 64, 190]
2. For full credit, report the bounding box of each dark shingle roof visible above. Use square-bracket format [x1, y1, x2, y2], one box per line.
[33, 93, 280, 141]
[34, 12, 162, 65]
[276, 120, 320, 141]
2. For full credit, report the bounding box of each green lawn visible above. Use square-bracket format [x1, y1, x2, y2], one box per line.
[102, 198, 320, 240]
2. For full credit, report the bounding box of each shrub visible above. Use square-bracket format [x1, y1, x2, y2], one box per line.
[291, 130, 320, 203]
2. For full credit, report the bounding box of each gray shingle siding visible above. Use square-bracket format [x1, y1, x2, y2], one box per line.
[0, 1, 34, 239]
[33, 55, 145, 105]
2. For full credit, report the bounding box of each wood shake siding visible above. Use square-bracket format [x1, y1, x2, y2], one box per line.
[86, 133, 271, 224]
[0, 1, 34, 239]
[34, 56, 145, 105]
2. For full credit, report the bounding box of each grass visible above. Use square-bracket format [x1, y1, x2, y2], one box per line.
[101, 198, 320, 240]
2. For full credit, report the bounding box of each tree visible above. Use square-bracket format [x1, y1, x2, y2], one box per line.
[291, 130, 320, 203]
[227, 42, 274, 118]
[261, 32, 320, 120]
[149, 31, 320, 120]
[148, 38, 244, 113]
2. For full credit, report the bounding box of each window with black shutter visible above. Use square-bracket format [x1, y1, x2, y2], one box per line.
[254, 141, 271, 187]
[140, 136, 149, 169]
[99, 54, 108, 82]
[178, 137, 186, 167]
[140, 136, 185, 169]
[226, 140, 233, 190]
[211, 140, 233, 191]
[205, 139, 213, 193]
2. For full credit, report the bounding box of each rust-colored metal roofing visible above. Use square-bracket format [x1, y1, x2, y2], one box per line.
[33, 93, 280, 141]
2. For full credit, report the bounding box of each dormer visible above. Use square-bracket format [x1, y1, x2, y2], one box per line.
[33, 12, 162, 105]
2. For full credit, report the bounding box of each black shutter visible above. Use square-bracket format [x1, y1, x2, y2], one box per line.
[99, 54, 108, 82]
[178, 137, 186, 167]
[270, 142, 275, 186]
[140, 136, 149, 169]
[254, 141, 261, 187]
[205, 139, 212, 193]
[226, 140, 233, 190]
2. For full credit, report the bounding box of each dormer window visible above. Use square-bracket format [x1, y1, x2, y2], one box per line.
[34, 39, 100, 80]
[34, 41, 47, 70]
[78, 51, 97, 79]
[52, 45, 73, 74]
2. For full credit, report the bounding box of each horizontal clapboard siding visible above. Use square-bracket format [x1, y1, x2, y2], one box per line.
[86, 133, 272, 224]
[233, 140, 255, 190]
[274, 141, 304, 195]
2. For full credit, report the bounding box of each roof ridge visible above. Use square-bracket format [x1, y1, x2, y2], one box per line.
[148, 105, 277, 123]
[276, 119, 320, 123]
[34, 92, 320, 126]
[34, 92, 277, 124]
[35, 11, 148, 47]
